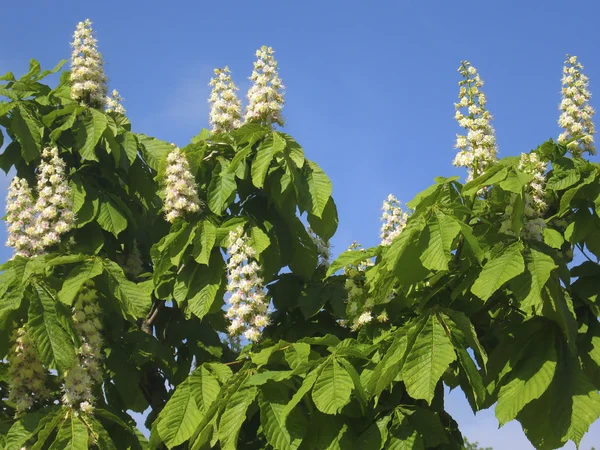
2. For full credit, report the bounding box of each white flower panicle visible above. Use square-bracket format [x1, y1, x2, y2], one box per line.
[518, 152, 548, 241]
[70, 19, 108, 108]
[105, 89, 125, 114]
[62, 285, 103, 412]
[245, 46, 285, 127]
[163, 146, 201, 223]
[380, 194, 409, 246]
[209, 67, 242, 133]
[8, 326, 49, 416]
[453, 61, 498, 181]
[558, 55, 596, 155]
[351, 310, 373, 331]
[225, 226, 270, 342]
[124, 239, 144, 278]
[5, 148, 74, 257]
[5, 178, 36, 257]
[308, 227, 331, 268]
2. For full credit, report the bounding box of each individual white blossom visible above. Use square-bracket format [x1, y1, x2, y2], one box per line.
[380, 194, 409, 246]
[8, 326, 49, 416]
[558, 55, 595, 155]
[163, 146, 201, 223]
[376, 311, 389, 323]
[224, 226, 269, 342]
[70, 19, 107, 108]
[245, 46, 285, 127]
[62, 285, 103, 412]
[5, 178, 36, 257]
[308, 227, 331, 268]
[105, 89, 125, 114]
[518, 152, 548, 241]
[208, 67, 242, 133]
[453, 61, 498, 181]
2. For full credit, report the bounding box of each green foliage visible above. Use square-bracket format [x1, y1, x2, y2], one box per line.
[1, 56, 600, 450]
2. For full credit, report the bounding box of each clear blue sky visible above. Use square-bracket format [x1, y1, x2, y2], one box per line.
[1, 1, 600, 448]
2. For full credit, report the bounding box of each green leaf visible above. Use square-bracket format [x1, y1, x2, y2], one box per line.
[259, 383, 307, 450]
[251, 132, 286, 188]
[78, 109, 108, 162]
[48, 413, 88, 450]
[368, 330, 408, 395]
[471, 242, 525, 301]
[402, 313, 457, 404]
[218, 386, 258, 450]
[193, 221, 217, 265]
[12, 103, 43, 162]
[546, 169, 580, 191]
[517, 248, 557, 312]
[190, 365, 222, 412]
[543, 228, 564, 249]
[4, 406, 61, 450]
[307, 196, 338, 241]
[305, 161, 333, 218]
[157, 378, 203, 448]
[58, 258, 103, 305]
[419, 210, 461, 271]
[208, 158, 237, 215]
[311, 356, 354, 414]
[120, 131, 139, 164]
[49, 109, 78, 141]
[326, 247, 379, 277]
[138, 135, 173, 171]
[97, 199, 128, 237]
[175, 253, 224, 320]
[28, 283, 76, 373]
[495, 329, 557, 425]
[103, 260, 152, 319]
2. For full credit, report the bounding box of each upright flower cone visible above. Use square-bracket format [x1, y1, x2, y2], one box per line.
[30, 147, 75, 253]
[70, 19, 108, 109]
[208, 67, 242, 133]
[453, 61, 498, 181]
[8, 326, 49, 416]
[380, 194, 409, 246]
[518, 152, 548, 241]
[245, 46, 285, 127]
[162, 146, 201, 223]
[105, 89, 126, 114]
[224, 226, 270, 342]
[558, 55, 596, 155]
[308, 227, 331, 268]
[5, 177, 36, 257]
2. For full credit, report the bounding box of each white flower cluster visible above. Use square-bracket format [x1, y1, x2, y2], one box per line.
[345, 241, 374, 274]
[105, 89, 125, 114]
[70, 19, 107, 108]
[225, 226, 270, 342]
[208, 67, 242, 133]
[518, 152, 548, 241]
[62, 285, 103, 413]
[308, 227, 331, 268]
[245, 46, 285, 127]
[163, 146, 201, 223]
[351, 311, 373, 331]
[453, 61, 498, 182]
[124, 239, 144, 278]
[8, 326, 49, 416]
[380, 194, 409, 246]
[5, 147, 74, 257]
[558, 55, 595, 155]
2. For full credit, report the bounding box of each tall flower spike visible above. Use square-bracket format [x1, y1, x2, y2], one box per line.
[558, 55, 596, 155]
[308, 227, 331, 268]
[225, 226, 270, 342]
[62, 284, 103, 413]
[245, 46, 285, 127]
[105, 89, 126, 114]
[8, 326, 49, 416]
[5, 177, 36, 257]
[163, 146, 201, 223]
[380, 194, 409, 246]
[518, 152, 548, 241]
[30, 147, 75, 253]
[70, 19, 108, 109]
[208, 67, 242, 133]
[453, 61, 498, 181]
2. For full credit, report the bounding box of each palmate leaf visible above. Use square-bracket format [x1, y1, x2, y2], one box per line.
[4, 406, 61, 450]
[402, 312, 456, 404]
[305, 160, 332, 218]
[513, 247, 557, 313]
[48, 412, 88, 450]
[189, 365, 223, 412]
[259, 382, 307, 450]
[11, 103, 43, 162]
[208, 158, 237, 215]
[367, 329, 408, 396]
[471, 242, 525, 301]
[58, 258, 103, 305]
[156, 378, 203, 449]
[326, 247, 379, 277]
[251, 132, 286, 188]
[27, 283, 76, 374]
[77, 108, 107, 162]
[218, 386, 258, 450]
[96, 198, 128, 237]
[311, 356, 354, 414]
[495, 329, 557, 425]
[419, 210, 461, 271]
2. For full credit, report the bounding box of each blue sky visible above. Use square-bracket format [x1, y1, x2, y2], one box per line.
[1, 0, 600, 448]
